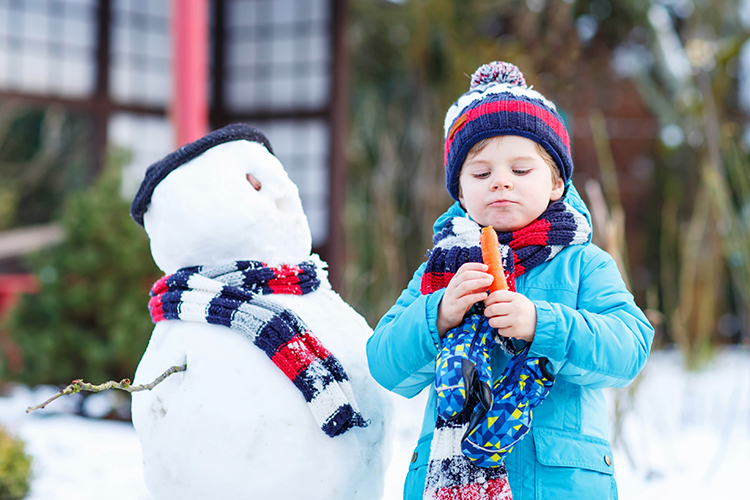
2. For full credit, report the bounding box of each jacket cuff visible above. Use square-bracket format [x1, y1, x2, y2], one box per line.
[528, 300, 564, 364]
[425, 289, 446, 346]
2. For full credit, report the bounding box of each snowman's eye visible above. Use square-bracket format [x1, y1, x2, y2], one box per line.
[246, 173, 262, 191]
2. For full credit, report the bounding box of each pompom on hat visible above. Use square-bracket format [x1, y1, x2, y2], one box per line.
[444, 61, 573, 201]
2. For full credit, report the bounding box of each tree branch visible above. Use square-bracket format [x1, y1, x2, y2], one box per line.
[26, 364, 187, 413]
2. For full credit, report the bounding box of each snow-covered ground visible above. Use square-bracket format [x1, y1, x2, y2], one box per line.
[612, 347, 750, 499]
[0, 347, 747, 499]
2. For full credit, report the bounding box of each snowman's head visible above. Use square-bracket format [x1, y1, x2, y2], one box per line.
[131, 124, 312, 274]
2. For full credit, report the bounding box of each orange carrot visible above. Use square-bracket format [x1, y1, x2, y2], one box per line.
[480, 226, 508, 293]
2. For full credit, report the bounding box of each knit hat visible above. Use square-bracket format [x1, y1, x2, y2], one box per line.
[443, 61, 573, 201]
[130, 123, 274, 226]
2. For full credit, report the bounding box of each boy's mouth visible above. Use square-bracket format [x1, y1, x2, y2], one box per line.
[489, 199, 516, 206]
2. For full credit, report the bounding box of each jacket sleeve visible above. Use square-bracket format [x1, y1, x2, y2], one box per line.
[527, 248, 654, 389]
[366, 262, 444, 398]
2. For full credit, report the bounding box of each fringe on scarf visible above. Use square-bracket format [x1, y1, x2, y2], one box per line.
[148, 260, 368, 438]
[424, 415, 513, 500]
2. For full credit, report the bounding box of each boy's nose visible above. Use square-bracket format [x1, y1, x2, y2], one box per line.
[490, 174, 512, 191]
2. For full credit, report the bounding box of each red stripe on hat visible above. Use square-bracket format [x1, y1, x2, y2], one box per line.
[272, 337, 317, 380]
[470, 100, 570, 149]
[445, 98, 570, 165]
[444, 137, 452, 171]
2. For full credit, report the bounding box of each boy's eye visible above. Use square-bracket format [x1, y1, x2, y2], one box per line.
[473, 171, 491, 179]
[512, 169, 530, 175]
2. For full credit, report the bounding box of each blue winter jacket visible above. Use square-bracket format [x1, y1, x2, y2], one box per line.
[366, 186, 654, 500]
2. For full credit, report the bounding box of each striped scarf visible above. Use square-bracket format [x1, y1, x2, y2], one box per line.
[421, 199, 591, 499]
[421, 200, 591, 296]
[148, 260, 368, 438]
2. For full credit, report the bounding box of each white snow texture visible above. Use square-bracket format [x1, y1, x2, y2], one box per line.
[132, 137, 393, 500]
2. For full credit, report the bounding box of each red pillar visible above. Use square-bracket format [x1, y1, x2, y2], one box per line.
[172, 0, 210, 147]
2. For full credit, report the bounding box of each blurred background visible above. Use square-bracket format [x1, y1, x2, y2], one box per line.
[0, 0, 747, 498]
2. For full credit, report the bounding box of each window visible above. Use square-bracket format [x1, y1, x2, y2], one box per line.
[0, 0, 97, 97]
[224, 0, 331, 112]
[110, 0, 171, 106]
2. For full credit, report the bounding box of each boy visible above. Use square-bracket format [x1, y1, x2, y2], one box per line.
[366, 61, 654, 499]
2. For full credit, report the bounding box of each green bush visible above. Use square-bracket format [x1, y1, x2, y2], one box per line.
[3, 149, 161, 386]
[0, 426, 31, 500]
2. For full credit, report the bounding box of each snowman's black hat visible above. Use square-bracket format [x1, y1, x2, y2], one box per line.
[130, 123, 274, 226]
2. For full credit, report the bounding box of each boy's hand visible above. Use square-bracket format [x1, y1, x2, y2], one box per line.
[484, 290, 537, 342]
[437, 263, 493, 338]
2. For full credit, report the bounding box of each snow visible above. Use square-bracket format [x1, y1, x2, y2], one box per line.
[612, 348, 750, 499]
[129, 134, 391, 500]
[0, 386, 150, 500]
[143, 139, 313, 274]
[1, 347, 748, 499]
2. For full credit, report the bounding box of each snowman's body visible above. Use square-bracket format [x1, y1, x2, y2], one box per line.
[130, 127, 392, 500]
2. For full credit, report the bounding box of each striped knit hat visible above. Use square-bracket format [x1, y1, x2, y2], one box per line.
[444, 61, 573, 201]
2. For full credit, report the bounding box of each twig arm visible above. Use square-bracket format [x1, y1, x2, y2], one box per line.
[26, 364, 187, 413]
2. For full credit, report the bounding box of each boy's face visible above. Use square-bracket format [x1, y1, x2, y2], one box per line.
[458, 135, 565, 232]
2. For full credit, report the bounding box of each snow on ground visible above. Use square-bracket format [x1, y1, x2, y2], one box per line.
[0, 387, 151, 500]
[612, 347, 750, 499]
[0, 347, 747, 499]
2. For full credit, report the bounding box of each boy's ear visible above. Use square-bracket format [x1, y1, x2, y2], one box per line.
[550, 177, 565, 201]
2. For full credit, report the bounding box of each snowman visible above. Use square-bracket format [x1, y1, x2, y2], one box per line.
[128, 124, 392, 500]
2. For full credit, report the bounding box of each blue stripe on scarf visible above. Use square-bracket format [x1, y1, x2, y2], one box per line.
[322, 404, 367, 436]
[255, 317, 295, 358]
[292, 368, 334, 402]
[159, 291, 183, 318]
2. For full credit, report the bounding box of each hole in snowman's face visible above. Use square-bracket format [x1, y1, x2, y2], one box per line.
[246, 173, 262, 191]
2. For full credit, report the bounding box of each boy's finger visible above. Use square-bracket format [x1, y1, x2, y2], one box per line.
[494, 326, 517, 338]
[447, 289, 487, 306]
[484, 289, 514, 305]
[460, 292, 488, 306]
[454, 271, 493, 286]
[484, 307, 510, 328]
[489, 316, 513, 330]
[459, 271, 494, 283]
[457, 262, 489, 273]
[454, 276, 493, 295]
[445, 294, 487, 321]
[484, 300, 508, 318]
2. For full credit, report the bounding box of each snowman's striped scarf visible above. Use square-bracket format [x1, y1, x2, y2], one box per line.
[148, 260, 368, 438]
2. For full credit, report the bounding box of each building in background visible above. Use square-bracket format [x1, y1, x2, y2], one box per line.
[0, 0, 347, 290]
